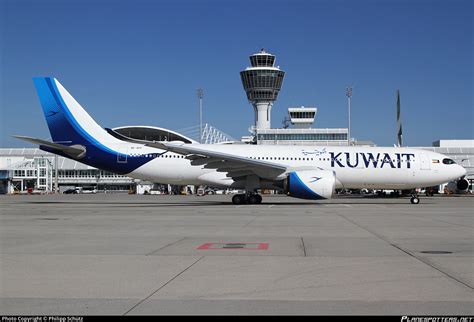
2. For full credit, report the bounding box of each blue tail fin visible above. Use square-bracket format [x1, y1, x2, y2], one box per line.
[32, 77, 160, 174]
[34, 77, 81, 143]
[33, 77, 115, 147]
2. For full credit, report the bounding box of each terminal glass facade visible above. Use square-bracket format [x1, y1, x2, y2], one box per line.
[289, 111, 316, 119]
[258, 133, 347, 141]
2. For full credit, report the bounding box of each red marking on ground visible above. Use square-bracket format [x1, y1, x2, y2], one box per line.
[197, 243, 269, 250]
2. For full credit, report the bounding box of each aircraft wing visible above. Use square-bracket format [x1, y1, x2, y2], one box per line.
[106, 128, 287, 180]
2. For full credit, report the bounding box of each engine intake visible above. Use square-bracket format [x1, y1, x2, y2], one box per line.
[456, 178, 469, 192]
[284, 170, 336, 200]
[446, 178, 470, 194]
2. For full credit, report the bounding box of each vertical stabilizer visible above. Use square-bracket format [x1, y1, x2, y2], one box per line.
[33, 77, 115, 146]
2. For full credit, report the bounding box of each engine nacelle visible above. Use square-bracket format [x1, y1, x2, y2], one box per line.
[284, 170, 336, 200]
[446, 178, 470, 194]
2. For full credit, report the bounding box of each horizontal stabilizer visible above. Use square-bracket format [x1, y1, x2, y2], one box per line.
[13, 135, 86, 159]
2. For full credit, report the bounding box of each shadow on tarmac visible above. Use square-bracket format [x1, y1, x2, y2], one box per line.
[20, 199, 433, 207]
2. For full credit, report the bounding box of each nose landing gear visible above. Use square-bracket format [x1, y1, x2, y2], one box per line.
[410, 195, 420, 204]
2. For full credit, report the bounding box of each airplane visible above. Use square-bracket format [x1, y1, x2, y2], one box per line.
[15, 77, 467, 205]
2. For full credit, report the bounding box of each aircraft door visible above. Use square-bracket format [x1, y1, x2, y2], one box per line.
[419, 153, 431, 170]
[117, 148, 128, 163]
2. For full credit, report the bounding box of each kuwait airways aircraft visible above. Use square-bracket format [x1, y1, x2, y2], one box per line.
[15, 78, 467, 205]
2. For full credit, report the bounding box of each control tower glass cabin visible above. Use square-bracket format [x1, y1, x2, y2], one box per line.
[240, 49, 285, 130]
[288, 106, 317, 129]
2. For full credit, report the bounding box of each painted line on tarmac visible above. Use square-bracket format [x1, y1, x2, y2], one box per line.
[337, 213, 474, 292]
[123, 256, 204, 315]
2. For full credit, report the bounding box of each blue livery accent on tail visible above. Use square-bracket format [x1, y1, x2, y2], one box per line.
[34, 78, 80, 144]
[33, 77, 160, 174]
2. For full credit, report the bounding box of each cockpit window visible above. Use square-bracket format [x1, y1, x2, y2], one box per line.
[442, 158, 456, 165]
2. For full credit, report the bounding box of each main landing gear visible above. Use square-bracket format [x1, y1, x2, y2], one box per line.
[232, 193, 262, 205]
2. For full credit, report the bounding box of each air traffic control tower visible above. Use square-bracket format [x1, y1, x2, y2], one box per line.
[240, 49, 285, 130]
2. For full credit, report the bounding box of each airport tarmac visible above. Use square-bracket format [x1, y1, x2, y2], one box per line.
[0, 193, 473, 315]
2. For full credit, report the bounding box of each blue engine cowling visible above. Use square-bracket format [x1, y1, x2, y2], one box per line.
[284, 170, 336, 200]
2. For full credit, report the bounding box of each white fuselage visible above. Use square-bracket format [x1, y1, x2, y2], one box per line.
[118, 143, 466, 190]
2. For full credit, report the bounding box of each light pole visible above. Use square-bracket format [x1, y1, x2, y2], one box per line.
[54, 154, 59, 193]
[346, 86, 352, 146]
[197, 88, 204, 143]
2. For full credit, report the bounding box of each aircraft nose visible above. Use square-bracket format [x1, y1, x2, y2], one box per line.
[458, 165, 467, 177]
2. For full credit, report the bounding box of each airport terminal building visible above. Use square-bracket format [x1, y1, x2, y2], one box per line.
[0, 148, 134, 194]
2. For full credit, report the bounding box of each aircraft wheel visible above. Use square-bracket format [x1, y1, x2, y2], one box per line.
[248, 194, 262, 205]
[232, 194, 247, 205]
[410, 196, 420, 204]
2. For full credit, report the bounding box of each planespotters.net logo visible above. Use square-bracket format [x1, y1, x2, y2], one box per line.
[402, 317, 474, 322]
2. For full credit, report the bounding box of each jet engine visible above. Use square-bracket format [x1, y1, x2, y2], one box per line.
[446, 178, 470, 194]
[284, 170, 336, 200]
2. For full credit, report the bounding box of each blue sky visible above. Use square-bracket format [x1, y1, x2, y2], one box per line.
[1, 0, 472, 147]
